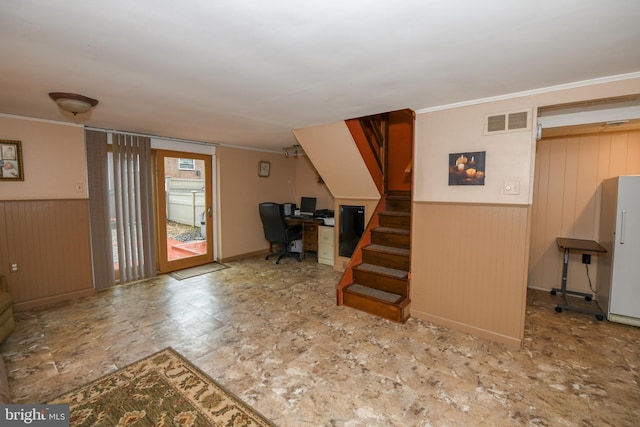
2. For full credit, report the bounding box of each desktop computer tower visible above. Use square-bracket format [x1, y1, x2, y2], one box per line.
[339, 205, 364, 257]
[288, 239, 302, 253]
[281, 203, 296, 217]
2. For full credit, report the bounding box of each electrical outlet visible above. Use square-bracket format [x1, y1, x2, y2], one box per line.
[10, 263, 18, 272]
[582, 254, 591, 264]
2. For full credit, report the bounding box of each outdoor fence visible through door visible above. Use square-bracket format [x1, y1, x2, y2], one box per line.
[155, 150, 213, 273]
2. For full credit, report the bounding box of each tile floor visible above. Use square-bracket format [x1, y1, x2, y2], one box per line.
[1, 257, 639, 426]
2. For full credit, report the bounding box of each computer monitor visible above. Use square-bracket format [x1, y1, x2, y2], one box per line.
[299, 197, 317, 216]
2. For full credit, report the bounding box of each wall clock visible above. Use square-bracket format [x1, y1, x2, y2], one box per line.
[258, 161, 270, 177]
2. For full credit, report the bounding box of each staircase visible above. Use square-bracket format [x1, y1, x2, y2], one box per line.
[337, 109, 414, 323]
[340, 190, 411, 323]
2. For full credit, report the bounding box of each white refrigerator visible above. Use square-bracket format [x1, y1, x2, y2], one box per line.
[597, 175, 640, 327]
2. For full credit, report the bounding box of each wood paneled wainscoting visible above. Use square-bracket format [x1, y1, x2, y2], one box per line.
[0, 199, 95, 310]
[529, 130, 640, 295]
[410, 202, 531, 347]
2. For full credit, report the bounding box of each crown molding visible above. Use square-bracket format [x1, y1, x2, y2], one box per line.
[416, 72, 640, 114]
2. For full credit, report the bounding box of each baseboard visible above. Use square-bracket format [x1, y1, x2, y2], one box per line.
[528, 285, 601, 300]
[13, 288, 95, 312]
[527, 285, 550, 292]
[411, 308, 523, 348]
[609, 313, 640, 327]
[219, 249, 270, 264]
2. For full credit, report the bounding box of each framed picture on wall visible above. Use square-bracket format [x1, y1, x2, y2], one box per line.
[448, 151, 485, 186]
[0, 140, 24, 181]
[258, 160, 270, 177]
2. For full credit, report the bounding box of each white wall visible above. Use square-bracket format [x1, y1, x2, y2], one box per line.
[415, 103, 534, 205]
[0, 115, 86, 200]
[415, 75, 640, 206]
[293, 122, 379, 201]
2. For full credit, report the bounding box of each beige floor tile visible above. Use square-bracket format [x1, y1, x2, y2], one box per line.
[1, 256, 638, 426]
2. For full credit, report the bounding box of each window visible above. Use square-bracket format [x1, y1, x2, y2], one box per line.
[179, 158, 195, 170]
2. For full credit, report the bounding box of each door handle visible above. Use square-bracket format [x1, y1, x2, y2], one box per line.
[207, 207, 212, 217]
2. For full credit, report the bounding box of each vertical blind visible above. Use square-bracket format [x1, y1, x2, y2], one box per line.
[112, 133, 156, 283]
[85, 130, 156, 289]
[85, 130, 114, 291]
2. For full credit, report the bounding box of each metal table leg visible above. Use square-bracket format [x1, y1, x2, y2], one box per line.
[551, 248, 604, 320]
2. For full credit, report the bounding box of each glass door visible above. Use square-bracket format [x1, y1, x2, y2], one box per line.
[155, 150, 213, 273]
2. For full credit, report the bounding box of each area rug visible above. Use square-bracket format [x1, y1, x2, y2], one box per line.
[168, 262, 228, 280]
[48, 347, 276, 427]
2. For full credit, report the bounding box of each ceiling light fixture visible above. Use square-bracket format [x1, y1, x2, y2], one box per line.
[283, 144, 303, 158]
[48, 92, 99, 115]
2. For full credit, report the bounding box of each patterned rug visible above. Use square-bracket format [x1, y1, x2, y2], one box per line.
[168, 262, 228, 280]
[48, 347, 275, 427]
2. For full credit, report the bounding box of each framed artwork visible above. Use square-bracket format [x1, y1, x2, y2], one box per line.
[0, 140, 24, 181]
[448, 151, 485, 186]
[258, 160, 270, 177]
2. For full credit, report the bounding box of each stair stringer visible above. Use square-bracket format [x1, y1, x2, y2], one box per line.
[336, 192, 412, 323]
[336, 196, 384, 305]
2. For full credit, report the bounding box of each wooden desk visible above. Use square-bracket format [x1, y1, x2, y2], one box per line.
[552, 238, 606, 320]
[285, 217, 323, 260]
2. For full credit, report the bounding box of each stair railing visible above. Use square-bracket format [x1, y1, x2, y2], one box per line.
[404, 158, 412, 174]
[359, 116, 384, 173]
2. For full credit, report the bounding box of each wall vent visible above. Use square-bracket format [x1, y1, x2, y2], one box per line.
[485, 110, 531, 135]
[508, 111, 528, 130]
[487, 114, 506, 132]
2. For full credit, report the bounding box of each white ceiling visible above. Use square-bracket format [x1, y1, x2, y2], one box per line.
[1, 0, 639, 151]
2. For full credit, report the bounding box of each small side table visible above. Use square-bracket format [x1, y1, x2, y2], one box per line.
[552, 238, 606, 321]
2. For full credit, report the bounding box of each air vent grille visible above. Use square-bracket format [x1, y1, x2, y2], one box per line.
[508, 111, 528, 130]
[487, 115, 506, 132]
[485, 110, 530, 135]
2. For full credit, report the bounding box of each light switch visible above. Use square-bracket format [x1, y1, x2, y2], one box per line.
[503, 180, 520, 195]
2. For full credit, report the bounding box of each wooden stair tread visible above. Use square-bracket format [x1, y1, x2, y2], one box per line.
[354, 263, 408, 279]
[373, 226, 409, 235]
[364, 244, 410, 256]
[344, 283, 405, 305]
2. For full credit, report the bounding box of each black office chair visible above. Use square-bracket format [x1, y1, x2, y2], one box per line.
[259, 202, 303, 264]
